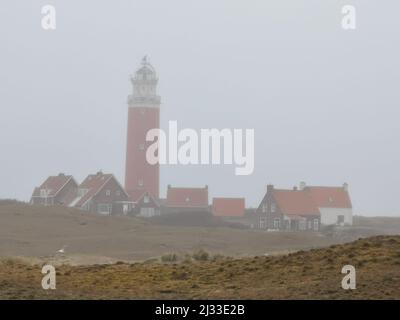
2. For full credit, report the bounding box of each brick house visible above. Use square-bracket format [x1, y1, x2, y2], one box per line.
[69, 171, 131, 215]
[128, 190, 160, 217]
[30, 173, 78, 206]
[256, 185, 321, 231]
[161, 185, 209, 214]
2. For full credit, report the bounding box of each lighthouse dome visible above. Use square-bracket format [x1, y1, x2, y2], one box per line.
[129, 56, 160, 105]
[134, 56, 157, 81]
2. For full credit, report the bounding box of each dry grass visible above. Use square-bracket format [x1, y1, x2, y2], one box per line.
[1, 235, 399, 300]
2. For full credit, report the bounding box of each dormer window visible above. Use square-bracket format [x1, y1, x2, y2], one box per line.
[143, 195, 150, 203]
[185, 197, 190, 203]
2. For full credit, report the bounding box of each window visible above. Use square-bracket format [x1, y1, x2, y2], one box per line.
[308, 220, 312, 229]
[299, 219, 306, 231]
[313, 219, 319, 231]
[40, 189, 48, 197]
[139, 144, 145, 150]
[115, 190, 121, 197]
[138, 179, 144, 187]
[143, 195, 150, 203]
[271, 202, 276, 213]
[185, 197, 190, 203]
[123, 204, 129, 214]
[262, 203, 266, 213]
[273, 218, 280, 230]
[337, 215, 345, 224]
[98, 203, 111, 215]
[259, 217, 267, 229]
[140, 207, 155, 217]
[105, 190, 111, 196]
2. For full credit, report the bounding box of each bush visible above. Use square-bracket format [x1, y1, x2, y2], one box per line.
[192, 249, 209, 261]
[161, 253, 178, 262]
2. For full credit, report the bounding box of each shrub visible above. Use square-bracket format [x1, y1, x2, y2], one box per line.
[192, 249, 209, 261]
[161, 253, 178, 262]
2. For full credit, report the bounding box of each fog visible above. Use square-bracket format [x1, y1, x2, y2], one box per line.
[0, 1, 399, 216]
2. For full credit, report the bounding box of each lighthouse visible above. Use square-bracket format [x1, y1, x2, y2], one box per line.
[125, 56, 161, 200]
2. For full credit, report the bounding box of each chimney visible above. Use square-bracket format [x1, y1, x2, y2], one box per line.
[267, 184, 274, 193]
[343, 182, 349, 192]
[299, 181, 306, 190]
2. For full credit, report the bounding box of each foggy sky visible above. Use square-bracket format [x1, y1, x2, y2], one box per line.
[0, 1, 399, 216]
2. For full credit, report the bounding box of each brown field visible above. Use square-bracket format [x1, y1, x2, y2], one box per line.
[0, 204, 400, 299]
[0, 204, 353, 264]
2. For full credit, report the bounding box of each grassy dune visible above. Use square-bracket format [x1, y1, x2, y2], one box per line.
[1, 235, 399, 299]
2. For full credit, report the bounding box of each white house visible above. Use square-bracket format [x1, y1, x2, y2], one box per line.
[300, 182, 353, 226]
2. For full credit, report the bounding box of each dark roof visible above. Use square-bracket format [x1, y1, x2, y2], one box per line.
[32, 174, 76, 197]
[73, 172, 128, 207]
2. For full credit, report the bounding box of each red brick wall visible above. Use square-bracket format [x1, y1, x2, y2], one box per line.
[125, 106, 159, 199]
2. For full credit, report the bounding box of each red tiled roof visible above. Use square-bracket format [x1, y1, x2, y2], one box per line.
[212, 198, 245, 217]
[306, 186, 352, 209]
[32, 174, 74, 197]
[272, 189, 320, 216]
[166, 186, 208, 208]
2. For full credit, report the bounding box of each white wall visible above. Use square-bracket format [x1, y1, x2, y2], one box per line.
[319, 208, 353, 226]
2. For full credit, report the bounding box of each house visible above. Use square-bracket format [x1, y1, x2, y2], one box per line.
[256, 185, 321, 231]
[212, 198, 245, 217]
[301, 182, 353, 226]
[128, 190, 160, 217]
[161, 185, 209, 214]
[69, 171, 131, 215]
[30, 173, 78, 206]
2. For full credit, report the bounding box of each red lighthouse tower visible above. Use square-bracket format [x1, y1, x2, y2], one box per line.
[125, 56, 160, 200]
